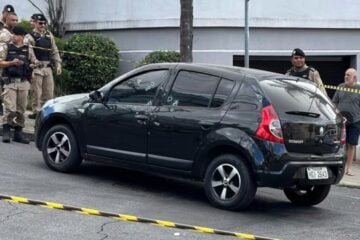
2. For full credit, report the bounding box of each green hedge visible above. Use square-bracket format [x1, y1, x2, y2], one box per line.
[53, 37, 69, 95]
[18, 19, 32, 34]
[62, 33, 120, 93]
[137, 50, 180, 67]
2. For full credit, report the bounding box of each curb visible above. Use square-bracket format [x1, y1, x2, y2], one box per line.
[337, 182, 360, 189]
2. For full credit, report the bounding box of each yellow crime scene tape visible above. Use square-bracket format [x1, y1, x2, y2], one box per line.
[0, 194, 279, 240]
[29, 45, 136, 63]
[321, 84, 360, 94]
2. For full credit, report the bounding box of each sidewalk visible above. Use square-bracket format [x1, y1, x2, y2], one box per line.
[0, 111, 360, 189]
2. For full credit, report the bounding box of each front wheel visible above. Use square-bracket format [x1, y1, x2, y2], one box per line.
[204, 154, 257, 210]
[284, 185, 331, 206]
[42, 124, 82, 173]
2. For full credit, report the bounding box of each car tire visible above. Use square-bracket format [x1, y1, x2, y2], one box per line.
[204, 154, 257, 210]
[42, 124, 82, 173]
[283, 184, 331, 206]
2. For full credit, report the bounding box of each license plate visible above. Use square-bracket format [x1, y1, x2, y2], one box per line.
[306, 167, 329, 180]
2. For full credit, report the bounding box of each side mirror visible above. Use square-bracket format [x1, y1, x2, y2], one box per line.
[89, 90, 104, 103]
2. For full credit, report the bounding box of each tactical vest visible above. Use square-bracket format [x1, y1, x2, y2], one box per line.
[4, 43, 32, 80]
[31, 31, 52, 61]
[287, 67, 314, 80]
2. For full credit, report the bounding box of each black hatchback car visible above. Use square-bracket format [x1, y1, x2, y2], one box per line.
[35, 63, 345, 210]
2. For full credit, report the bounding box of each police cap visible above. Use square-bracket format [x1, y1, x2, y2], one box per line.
[34, 14, 47, 22]
[291, 48, 305, 57]
[31, 13, 41, 20]
[12, 25, 27, 36]
[3, 4, 15, 13]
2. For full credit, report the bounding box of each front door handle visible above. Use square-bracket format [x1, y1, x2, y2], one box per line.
[135, 114, 149, 121]
[135, 114, 149, 125]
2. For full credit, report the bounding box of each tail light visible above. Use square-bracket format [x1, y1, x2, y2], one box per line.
[256, 105, 284, 143]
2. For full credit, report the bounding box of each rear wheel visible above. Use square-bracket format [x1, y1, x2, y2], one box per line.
[284, 185, 331, 206]
[42, 124, 82, 172]
[204, 154, 257, 210]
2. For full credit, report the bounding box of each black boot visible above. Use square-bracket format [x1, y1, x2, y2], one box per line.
[13, 126, 30, 144]
[2, 124, 11, 143]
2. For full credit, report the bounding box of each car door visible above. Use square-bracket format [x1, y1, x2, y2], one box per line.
[148, 70, 235, 170]
[84, 69, 170, 163]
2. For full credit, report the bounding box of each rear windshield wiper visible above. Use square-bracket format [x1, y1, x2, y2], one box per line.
[285, 111, 320, 118]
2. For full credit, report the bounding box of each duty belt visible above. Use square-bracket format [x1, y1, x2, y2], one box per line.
[3, 77, 27, 84]
[39, 62, 52, 68]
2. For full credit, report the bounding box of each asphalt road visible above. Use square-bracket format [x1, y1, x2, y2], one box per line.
[0, 142, 359, 240]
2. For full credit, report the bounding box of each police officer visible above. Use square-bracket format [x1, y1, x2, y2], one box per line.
[25, 14, 62, 119]
[286, 48, 327, 95]
[0, 21, 12, 116]
[0, 25, 37, 143]
[4, 12, 18, 32]
[0, 4, 14, 116]
[30, 14, 40, 30]
[1, 4, 14, 23]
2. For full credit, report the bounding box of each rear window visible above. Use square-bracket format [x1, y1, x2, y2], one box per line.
[259, 79, 336, 118]
[210, 79, 235, 108]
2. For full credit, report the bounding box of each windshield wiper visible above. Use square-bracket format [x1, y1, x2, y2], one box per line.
[285, 111, 320, 118]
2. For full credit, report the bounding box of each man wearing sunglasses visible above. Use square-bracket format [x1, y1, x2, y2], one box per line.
[285, 48, 327, 95]
[25, 14, 62, 120]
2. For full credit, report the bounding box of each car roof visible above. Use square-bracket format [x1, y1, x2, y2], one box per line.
[141, 63, 288, 82]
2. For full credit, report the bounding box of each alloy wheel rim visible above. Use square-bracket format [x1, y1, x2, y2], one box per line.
[211, 163, 241, 201]
[46, 132, 71, 164]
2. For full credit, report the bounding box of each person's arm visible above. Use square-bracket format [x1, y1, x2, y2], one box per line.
[311, 70, 327, 95]
[28, 44, 38, 65]
[49, 32, 62, 75]
[0, 29, 11, 43]
[0, 44, 23, 68]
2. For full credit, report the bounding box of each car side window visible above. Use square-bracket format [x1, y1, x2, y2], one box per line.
[166, 71, 220, 108]
[210, 79, 235, 108]
[108, 70, 169, 105]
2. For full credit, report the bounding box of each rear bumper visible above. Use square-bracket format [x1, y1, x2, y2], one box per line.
[257, 153, 345, 188]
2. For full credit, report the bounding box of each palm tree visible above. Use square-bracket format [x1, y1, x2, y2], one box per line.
[180, 0, 193, 62]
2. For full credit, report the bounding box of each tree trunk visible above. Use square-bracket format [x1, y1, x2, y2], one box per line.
[180, 0, 193, 62]
[28, 0, 66, 37]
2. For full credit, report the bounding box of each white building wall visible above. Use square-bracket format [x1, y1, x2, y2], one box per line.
[63, 0, 360, 30]
[9, 0, 360, 72]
